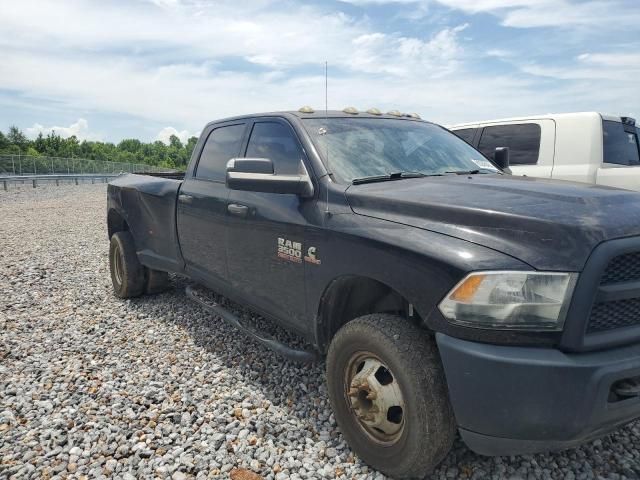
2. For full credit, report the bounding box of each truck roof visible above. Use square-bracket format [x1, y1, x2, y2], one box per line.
[203, 109, 428, 130]
[448, 111, 627, 129]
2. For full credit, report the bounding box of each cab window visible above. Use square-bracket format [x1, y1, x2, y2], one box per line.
[245, 122, 304, 175]
[603, 120, 640, 166]
[195, 123, 246, 181]
[452, 128, 476, 145]
[478, 123, 541, 165]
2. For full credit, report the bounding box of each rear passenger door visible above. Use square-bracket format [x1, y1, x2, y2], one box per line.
[476, 121, 555, 178]
[177, 122, 247, 286]
[225, 118, 310, 328]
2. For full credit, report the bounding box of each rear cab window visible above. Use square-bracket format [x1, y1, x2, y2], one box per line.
[603, 120, 640, 166]
[478, 123, 541, 165]
[195, 123, 246, 181]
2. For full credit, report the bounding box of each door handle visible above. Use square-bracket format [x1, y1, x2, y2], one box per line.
[228, 203, 249, 217]
[179, 194, 194, 204]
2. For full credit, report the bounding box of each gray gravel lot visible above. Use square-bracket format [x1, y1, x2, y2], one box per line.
[2, 184, 640, 480]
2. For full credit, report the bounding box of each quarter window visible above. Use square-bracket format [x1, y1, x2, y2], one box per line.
[603, 120, 640, 166]
[245, 122, 304, 175]
[478, 124, 541, 165]
[195, 123, 246, 181]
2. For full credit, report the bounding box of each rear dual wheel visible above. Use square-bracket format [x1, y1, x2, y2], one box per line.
[326, 314, 455, 479]
[109, 231, 168, 298]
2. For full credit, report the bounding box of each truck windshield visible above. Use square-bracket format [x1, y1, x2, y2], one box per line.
[302, 118, 498, 183]
[603, 120, 640, 166]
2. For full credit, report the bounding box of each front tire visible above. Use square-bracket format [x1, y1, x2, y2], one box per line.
[326, 314, 455, 479]
[109, 231, 145, 298]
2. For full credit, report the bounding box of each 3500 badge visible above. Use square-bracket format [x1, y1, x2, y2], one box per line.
[277, 237, 321, 265]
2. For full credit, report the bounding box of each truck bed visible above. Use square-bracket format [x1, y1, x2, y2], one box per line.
[108, 173, 184, 274]
[132, 171, 185, 180]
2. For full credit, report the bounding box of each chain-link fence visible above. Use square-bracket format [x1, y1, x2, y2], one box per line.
[0, 155, 171, 176]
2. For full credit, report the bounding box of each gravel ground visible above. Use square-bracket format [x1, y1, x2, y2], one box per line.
[2, 184, 640, 480]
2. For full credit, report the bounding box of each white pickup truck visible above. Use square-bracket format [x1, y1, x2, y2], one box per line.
[449, 112, 640, 191]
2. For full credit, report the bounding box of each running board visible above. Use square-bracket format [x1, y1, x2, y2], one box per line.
[185, 285, 317, 363]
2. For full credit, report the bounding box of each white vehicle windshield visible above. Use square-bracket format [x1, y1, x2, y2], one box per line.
[302, 118, 498, 183]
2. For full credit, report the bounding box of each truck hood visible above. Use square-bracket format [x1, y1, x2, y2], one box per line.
[346, 174, 640, 271]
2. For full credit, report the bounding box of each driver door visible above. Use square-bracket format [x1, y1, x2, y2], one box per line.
[225, 118, 310, 328]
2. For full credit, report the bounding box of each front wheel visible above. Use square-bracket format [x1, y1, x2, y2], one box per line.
[326, 314, 455, 479]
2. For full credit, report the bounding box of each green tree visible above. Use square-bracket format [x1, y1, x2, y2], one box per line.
[0, 131, 9, 151]
[33, 132, 46, 153]
[118, 138, 142, 154]
[7, 126, 28, 152]
[26, 146, 41, 157]
[0, 125, 197, 172]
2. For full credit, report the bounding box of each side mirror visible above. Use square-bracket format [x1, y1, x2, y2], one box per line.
[494, 147, 510, 171]
[226, 158, 314, 198]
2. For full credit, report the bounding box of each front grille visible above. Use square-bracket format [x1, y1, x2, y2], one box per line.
[587, 298, 640, 333]
[587, 252, 640, 333]
[601, 252, 640, 285]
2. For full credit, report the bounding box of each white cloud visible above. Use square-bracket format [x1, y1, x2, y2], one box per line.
[577, 53, 640, 68]
[156, 127, 197, 145]
[520, 52, 640, 82]
[340, 0, 640, 30]
[433, 0, 640, 28]
[0, 0, 472, 133]
[24, 119, 100, 141]
[485, 49, 513, 58]
[350, 24, 468, 76]
[0, 0, 637, 140]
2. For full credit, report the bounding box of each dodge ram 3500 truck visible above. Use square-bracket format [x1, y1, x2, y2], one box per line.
[107, 108, 640, 479]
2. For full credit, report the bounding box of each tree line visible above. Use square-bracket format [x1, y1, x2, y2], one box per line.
[0, 126, 198, 170]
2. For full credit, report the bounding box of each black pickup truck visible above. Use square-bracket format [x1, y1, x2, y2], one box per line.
[107, 108, 640, 479]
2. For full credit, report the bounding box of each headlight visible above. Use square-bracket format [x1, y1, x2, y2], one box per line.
[438, 271, 577, 331]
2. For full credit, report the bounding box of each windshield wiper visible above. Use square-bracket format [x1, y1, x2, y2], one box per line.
[444, 168, 498, 175]
[352, 171, 437, 185]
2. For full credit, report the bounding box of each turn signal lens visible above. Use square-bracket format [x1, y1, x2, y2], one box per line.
[450, 274, 486, 302]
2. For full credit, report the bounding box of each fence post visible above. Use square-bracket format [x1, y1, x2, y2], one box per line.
[19, 157, 22, 175]
[33, 157, 36, 175]
[12, 156, 15, 175]
[51, 158, 54, 174]
[3, 180, 7, 191]
[75, 177, 78, 186]
[32, 179, 37, 188]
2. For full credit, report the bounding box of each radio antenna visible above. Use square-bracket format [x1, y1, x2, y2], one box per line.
[324, 61, 331, 216]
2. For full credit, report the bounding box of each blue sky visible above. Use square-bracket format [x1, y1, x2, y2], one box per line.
[0, 0, 638, 143]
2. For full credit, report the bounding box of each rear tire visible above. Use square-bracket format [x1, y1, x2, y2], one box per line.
[109, 231, 145, 298]
[326, 314, 456, 479]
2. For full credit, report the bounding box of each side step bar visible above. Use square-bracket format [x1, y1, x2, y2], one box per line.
[185, 285, 317, 363]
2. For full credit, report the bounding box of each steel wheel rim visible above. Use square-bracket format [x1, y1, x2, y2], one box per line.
[113, 243, 123, 286]
[344, 351, 406, 445]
